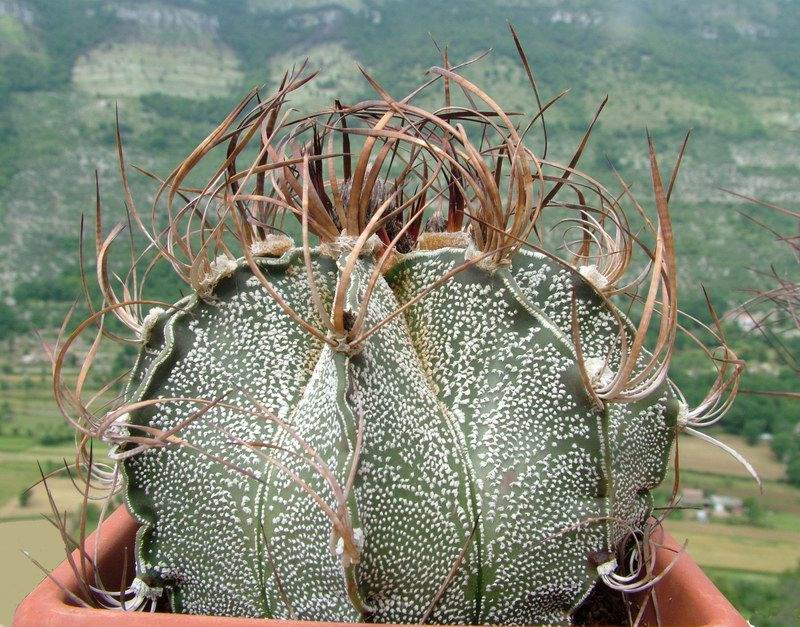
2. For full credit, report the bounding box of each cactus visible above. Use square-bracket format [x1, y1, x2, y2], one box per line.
[119, 243, 680, 623]
[51, 38, 751, 624]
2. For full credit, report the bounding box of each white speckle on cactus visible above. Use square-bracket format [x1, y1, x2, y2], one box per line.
[578, 264, 610, 291]
[140, 307, 166, 342]
[584, 356, 615, 388]
[417, 231, 470, 250]
[131, 576, 163, 601]
[250, 235, 294, 258]
[596, 558, 617, 576]
[197, 255, 238, 295]
[353, 527, 364, 551]
[677, 400, 689, 428]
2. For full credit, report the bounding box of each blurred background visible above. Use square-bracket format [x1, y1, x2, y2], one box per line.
[0, 0, 799, 624]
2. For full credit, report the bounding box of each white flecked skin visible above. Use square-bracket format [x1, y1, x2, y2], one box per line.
[121, 245, 678, 624]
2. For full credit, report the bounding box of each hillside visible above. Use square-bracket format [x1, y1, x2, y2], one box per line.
[2, 0, 800, 300]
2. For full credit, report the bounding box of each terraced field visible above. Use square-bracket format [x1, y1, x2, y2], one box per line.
[667, 519, 800, 573]
[677, 432, 786, 481]
[73, 41, 243, 98]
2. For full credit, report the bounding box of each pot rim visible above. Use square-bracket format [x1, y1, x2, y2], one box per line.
[13, 506, 746, 626]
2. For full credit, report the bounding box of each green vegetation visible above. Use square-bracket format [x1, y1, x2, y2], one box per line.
[0, 460, 43, 507]
[73, 41, 243, 98]
[650, 447, 800, 622]
[706, 567, 800, 626]
[670, 330, 800, 486]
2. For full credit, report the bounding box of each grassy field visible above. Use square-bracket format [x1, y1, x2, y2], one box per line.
[0, 437, 91, 624]
[704, 566, 780, 588]
[0, 460, 46, 509]
[0, 476, 88, 520]
[676, 432, 786, 481]
[666, 519, 800, 573]
[654, 432, 800, 624]
[661, 433, 800, 567]
[0, 518, 71, 626]
[661, 468, 800, 516]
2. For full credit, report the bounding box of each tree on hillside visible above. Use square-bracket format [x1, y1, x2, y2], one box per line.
[0, 302, 21, 349]
[729, 190, 800, 487]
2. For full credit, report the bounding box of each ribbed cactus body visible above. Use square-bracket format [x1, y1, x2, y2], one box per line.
[122, 243, 678, 624]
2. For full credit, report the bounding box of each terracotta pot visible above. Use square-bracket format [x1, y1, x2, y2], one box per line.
[635, 524, 746, 627]
[14, 507, 745, 626]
